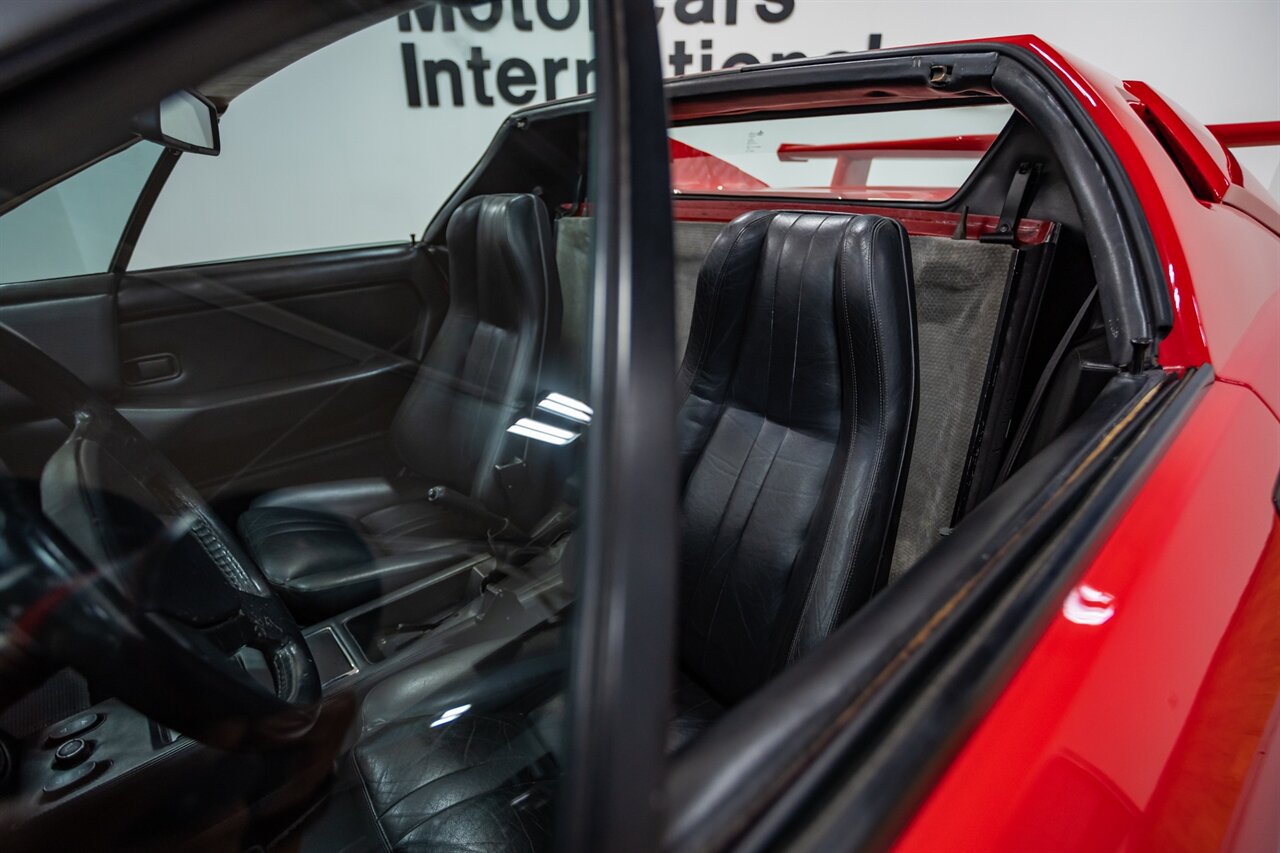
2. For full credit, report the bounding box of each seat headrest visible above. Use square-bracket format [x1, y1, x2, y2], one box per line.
[445, 193, 560, 338]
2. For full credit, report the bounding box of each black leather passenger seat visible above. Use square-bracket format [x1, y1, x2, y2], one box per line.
[238, 193, 563, 623]
[671, 209, 919, 736]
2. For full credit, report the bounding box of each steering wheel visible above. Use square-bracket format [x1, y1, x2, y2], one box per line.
[0, 325, 320, 749]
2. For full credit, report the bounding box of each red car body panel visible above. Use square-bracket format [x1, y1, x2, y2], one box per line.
[665, 37, 1278, 847]
[668, 138, 768, 193]
[1209, 120, 1280, 149]
[894, 382, 1280, 853]
[878, 36, 1280, 852]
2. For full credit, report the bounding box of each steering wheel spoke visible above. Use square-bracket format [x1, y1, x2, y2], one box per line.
[0, 325, 320, 749]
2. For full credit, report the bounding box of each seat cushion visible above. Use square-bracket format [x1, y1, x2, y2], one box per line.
[239, 478, 490, 622]
[351, 711, 557, 853]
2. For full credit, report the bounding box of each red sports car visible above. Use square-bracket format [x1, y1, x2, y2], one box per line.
[0, 2, 1276, 851]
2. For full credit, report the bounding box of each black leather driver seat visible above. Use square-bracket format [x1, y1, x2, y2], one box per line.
[315, 210, 920, 850]
[238, 193, 562, 623]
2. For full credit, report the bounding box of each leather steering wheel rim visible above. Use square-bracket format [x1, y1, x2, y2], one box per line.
[0, 324, 320, 749]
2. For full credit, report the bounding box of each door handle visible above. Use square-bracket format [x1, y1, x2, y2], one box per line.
[123, 353, 181, 385]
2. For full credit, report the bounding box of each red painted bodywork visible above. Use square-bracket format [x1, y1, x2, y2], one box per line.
[775, 134, 998, 157]
[895, 382, 1280, 852]
[773, 134, 997, 200]
[1208, 120, 1280, 148]
[671, 34, 1280, 852]
[668, 138, 767, 193]
[866, 37, 1280, 852]
[670, 134, 995, 202]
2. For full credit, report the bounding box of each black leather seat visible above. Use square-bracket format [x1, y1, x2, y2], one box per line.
[322, 211, 920, 850]
[238, 194, 562, 623]
[670, 209, 918, 740]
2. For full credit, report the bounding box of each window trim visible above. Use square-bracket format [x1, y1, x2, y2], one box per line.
[109, 145, 180, 274]
[556, 2, 679, 852]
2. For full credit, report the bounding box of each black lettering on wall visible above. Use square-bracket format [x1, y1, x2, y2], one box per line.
[511, 0, 534, 30]
[675, 0, 715, 24]
[460, 2, 501, 31]
[538, 0, 580, 30]
[756, 0, 794, 23]
[399, 6, 456, 32]
[498, 58, 538, 104]
[543, 57, 569, 100]
[401, 43, 421, 107]
[669, 40, 693, 75]
[575, 57, 596, 94]
[722, 52, 758, 67]
[396, 0, 812, 108]
[467, 47, 494, 106]
[423, 59, 465, 106]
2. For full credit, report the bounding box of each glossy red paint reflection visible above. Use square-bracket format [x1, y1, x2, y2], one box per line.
[884, 37, 1280, 850]
[665, 41, 1279, 849]
[893, 383, 1280, 853]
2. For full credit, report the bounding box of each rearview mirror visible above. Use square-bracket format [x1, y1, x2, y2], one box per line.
[134, 90, 220, 155]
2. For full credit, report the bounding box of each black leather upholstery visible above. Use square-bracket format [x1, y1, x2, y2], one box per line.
[350, 712, 557, 852]
[328, 210, 918, 850]
[668, 671, 724, 753]
[239, 194, 561, 621]
[239, 478, 490, 623]
[676, 210, 918, 706]
[390, 194, 562, 509]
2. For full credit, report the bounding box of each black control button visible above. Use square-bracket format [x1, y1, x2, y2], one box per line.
[44, 713, 101, 745]
[53, 737, 91, 768]
[41, 761, 100, 799]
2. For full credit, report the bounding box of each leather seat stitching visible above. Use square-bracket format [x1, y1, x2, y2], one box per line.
[829, 219, 891, 635]
[700, 421, 790, 674]
[678, 212, 771, 412]
[390, 778, 549, 848]
[787, 219, 862, 661]
[351, 751, 394, 851]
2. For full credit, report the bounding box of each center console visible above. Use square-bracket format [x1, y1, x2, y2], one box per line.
[0, 543, 572, 851]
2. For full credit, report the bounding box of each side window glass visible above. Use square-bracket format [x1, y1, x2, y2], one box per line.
[129, 2, 596, 271]
[0, 142, 161, 284]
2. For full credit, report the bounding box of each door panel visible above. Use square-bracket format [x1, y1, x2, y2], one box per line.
[115, 243, 446, 494]
[0, 276, 119, 416]
[0, 243, 448, 498]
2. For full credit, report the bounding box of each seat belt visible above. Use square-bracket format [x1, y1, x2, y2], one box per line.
[997, 285, 1099, 484]
[981, 162, 1041, 245]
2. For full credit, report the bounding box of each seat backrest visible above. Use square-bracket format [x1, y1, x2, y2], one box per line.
[391, 194, 561, 506]
[677, 210, 918, 703]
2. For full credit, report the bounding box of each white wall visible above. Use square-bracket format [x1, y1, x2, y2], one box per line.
[130, 0, 1280, 269]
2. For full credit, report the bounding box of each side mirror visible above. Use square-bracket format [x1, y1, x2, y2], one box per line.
[134, 90, 220, 156]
